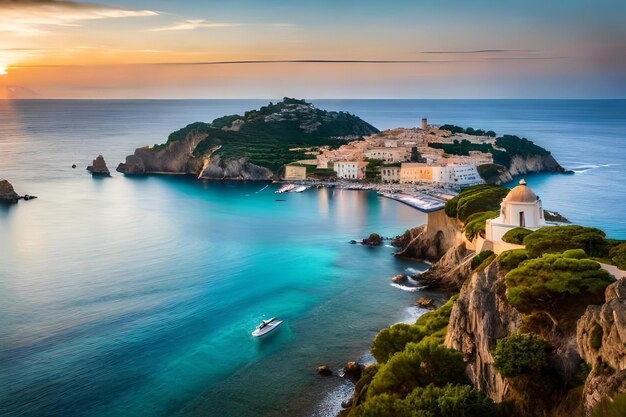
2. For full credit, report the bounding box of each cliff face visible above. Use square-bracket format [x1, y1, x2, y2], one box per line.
[445, 262, 521, 401]
[577, 277, 626, 412]
[394, 210, 464, 261]
[485, 154, 567, 185]
[117, 129, 207, 175]
[394, 208, 623, 415]
[198, 155, 273, 180]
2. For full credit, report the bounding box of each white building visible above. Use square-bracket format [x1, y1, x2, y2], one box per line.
[449, 164, 482, 186]
[334, 161, 367, 180]
[380, 166, 400, 182]
[485, 179, 547, 242]
[363, 147, 409, 163]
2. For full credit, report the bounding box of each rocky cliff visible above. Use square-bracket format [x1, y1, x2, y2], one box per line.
[393, 208, 624, 416]
[87, 155, 111, 176]
[117, 98, 378, 179]
[577, 277, 626, 413]
[490, 154, 568, 185]
[445, 262, 521, 402]
[0, 179, 19, 204]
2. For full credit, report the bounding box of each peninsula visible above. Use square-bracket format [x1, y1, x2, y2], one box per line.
[117, 98, 567, 187]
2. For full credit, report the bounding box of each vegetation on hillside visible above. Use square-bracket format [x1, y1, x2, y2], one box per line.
[523, 225, 609, 258]
[464, 211, 498, 240]
[504, 252, 614, 313]
[501, 227, 533, 244]
[493, 333, 551, 377]
[153, 98, 379, 171]
[472, 250, 495, 270]
[439, 124, 496, 137]
[346, 296, 500, 417]
[429, 133, 555, 170]
[444, 184, 509, 222]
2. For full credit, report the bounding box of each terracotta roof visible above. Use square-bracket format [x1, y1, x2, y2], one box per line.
[504, 179, 538, 203]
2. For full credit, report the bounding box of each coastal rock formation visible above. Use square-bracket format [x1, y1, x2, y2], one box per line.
[417, 242, 473, 290]
[87, 155, 111, 176]
[393, 210, 464, 261]
[577, 277, 626, 412]
[117, 98, 378, 180]
[342, 361, 364, 383]
[361, 233, 383, 246]
[481, 154, 568, 185]
[198, 155, 272, 180]
[315, 365, 333, 376]
[0, 179, 20, 204]
[445, 262, 522, 401]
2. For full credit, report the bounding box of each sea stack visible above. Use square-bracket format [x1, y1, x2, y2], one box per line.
[0, 179, 20, 204]
[87, 155, 111, 177]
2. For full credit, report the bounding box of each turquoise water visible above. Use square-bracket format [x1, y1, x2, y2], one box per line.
[1, 99, 625, 417]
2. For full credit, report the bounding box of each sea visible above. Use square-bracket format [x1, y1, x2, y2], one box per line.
[0, 99, 624, 417]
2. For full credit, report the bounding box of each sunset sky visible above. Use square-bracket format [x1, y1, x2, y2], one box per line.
[1, 0, 625, 99]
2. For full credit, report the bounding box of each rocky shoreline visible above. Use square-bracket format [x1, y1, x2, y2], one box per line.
[334, 199, 625, 417]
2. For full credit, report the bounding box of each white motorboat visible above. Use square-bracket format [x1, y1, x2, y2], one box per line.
[275, 184, 296, 194]
[293, 185, 307, 193]
[251, 317, 284, 337]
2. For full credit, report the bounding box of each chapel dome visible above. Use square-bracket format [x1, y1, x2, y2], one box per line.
[504, 179, 538, 203]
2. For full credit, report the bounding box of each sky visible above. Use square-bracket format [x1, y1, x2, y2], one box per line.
[0, 0, 625, 99]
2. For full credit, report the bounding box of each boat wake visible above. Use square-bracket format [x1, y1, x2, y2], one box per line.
[256, 184, 270, 193]
[390, 282, 428, 292]
[571, 163, 620, 175]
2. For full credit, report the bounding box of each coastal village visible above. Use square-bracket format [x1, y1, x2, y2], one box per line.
[281, 118, 493, 211]
[283, 117, 488, 187]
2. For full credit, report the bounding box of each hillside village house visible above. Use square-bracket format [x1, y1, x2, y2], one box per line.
[334, 161, 367, 180]
[283, 165, 307, 180]
[363, 147, 409, 163]
[399, 163, 433, 183]
[485, 179, 546, 242]
[380, 166, 401, 182]
[399, 163, 483, 186]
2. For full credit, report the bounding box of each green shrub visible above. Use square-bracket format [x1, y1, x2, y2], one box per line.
[472, 250, 495, 270]
[477, 163, 506, 183]
[444, 185, 509, 221]
[371, 323, 426, 364]
[371, 295, 458, 363]
[404, 383, 498, 417]
[465, 211, 498, 241]
[352, 394, 410, 417]
[497, 249, 530, 271]
[493, 333, 551, 377]
[352, 384, 498, 417]
[367, 341, 469, 398]
[563, 249, 588, 259]
[523, 226, 609, 258]
[502, 227, 533, 244]
[504, 253, 614, 312]
[608, 241, 626, 270]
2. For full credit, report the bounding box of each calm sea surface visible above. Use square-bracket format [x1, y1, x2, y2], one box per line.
[0, 99, 624, 417]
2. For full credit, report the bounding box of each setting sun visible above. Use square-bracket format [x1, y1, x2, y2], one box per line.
[0, 66, 7, 76]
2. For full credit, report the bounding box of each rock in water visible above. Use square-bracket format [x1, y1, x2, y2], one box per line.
[315, 365, 333, 376]
[391, 274, 407, 283]
[416, 297, 434, 308]
[0, 179, 20, 204]
[342, 361, 363, 383]
[87, 155, 111, 176]
[362, 233, 383, 246]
